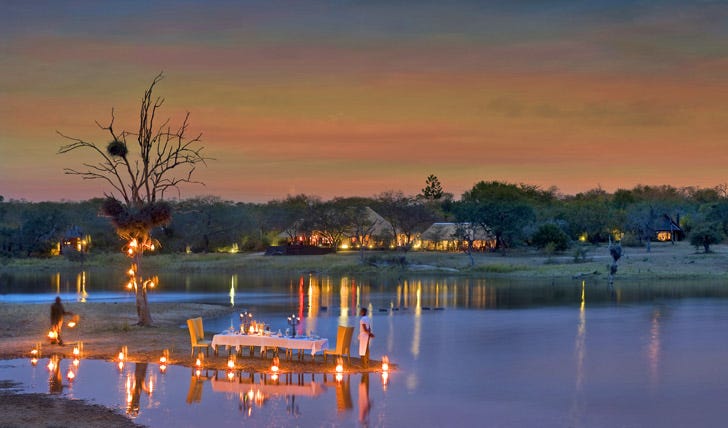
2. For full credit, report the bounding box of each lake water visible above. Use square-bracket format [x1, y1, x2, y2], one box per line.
[2, 270, 728, 427]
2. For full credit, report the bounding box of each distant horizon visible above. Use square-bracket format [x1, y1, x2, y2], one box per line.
[2, 178, 725, 204]
[3, 1, 728, 204]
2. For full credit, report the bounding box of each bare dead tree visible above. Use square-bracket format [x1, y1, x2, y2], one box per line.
[58, 73, 209, 326]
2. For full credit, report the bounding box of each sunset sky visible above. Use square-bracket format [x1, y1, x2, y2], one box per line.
[2, 1, 728, 203]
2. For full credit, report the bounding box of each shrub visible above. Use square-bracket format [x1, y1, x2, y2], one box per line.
[531, 223, 570, 251]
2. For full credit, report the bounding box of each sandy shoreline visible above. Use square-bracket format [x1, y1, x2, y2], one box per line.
[0, 301, 380, 427]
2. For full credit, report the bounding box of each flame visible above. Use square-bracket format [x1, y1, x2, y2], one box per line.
[67, 370, 75, 381]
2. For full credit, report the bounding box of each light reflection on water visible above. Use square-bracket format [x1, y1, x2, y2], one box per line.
[0, 357, 385, 427]
[4, 272, 728, 426]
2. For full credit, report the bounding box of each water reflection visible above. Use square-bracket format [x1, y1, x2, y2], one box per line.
[647, 307, 663, 389]
[570, 281, 587, 427]
[8, 270, 728, 313]
[3, 292, 728, 427]
[358, 372, 371, 425]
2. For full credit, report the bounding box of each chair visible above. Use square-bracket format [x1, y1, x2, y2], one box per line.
[187, 317, 211, 357]
[324, 325, 354, 363]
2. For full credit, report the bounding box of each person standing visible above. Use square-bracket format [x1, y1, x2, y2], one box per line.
[358, 307, 375, 367]
[50, 297, 71, 345]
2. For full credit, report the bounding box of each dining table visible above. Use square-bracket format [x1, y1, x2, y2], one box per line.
[212, 331, 329, 359]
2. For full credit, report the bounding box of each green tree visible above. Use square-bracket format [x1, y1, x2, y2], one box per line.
[458, 181, 537, 252]
[531, 223, 570, 251]
[374, 191, 434, 252]
[689, 222, 724, 253]
[421, 174, 444, 200]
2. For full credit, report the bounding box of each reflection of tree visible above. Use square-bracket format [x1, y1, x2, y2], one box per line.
[48, 356, 64, 394]
[127, 363, 149, 417]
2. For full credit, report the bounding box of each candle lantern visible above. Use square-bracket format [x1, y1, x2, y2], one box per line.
[30, 342, 42, 358]
[335, 356, 344, 374]
[271, 356, 280, 374]
[119, 346, 128, 361]
[287, 314, 300, 338]
[240, 311, 253, 334]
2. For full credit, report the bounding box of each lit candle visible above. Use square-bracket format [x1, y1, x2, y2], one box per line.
[73, 346, 80, 357]
[336, 356, 344, 374]
[227, 358, 235, 369]
[382, 355, 389, 372]
[67, 370, 75, 381]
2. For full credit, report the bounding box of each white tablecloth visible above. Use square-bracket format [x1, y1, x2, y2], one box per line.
[212, 332, 329, 356]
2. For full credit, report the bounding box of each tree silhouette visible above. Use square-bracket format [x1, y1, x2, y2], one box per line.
[58, 73, 208, 326]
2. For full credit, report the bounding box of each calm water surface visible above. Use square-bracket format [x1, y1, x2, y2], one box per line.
[2, 270, 728, 427]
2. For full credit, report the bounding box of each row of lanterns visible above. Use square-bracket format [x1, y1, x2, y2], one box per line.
[34, 343, 392, 386]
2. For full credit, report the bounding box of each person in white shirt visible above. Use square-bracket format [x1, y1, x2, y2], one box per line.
[358, 307, 375, 367]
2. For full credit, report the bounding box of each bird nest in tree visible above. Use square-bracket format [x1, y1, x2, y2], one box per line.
[106, 140, 128, 158]
[101, 197, 171, 237]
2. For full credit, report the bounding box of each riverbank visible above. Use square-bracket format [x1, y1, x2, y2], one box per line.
[0, 301, 385, 427]
[2, 240, 727, 280]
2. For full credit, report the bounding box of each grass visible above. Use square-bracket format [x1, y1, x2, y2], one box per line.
[2, 241, 728, 281]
